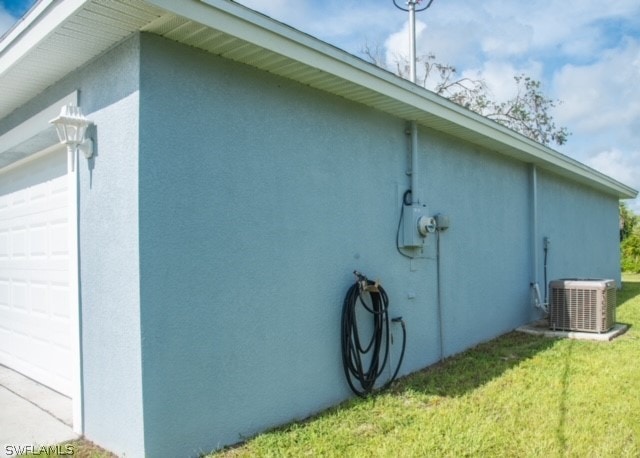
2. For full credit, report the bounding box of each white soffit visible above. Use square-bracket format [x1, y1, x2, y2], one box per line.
[0, 0, 636, 199]
[0, 0, 165, 120]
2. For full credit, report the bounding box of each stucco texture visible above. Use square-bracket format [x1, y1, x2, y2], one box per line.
[1, 29, 622, 458]
[136, 33, 620, 456]
[0, 34, 146, 457]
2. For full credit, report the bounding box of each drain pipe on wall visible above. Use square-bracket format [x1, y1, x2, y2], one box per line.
[530, 164, 548, 313]
[531, 164, 539, 286]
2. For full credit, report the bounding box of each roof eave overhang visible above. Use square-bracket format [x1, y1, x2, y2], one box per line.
[1, 0, 637, 199]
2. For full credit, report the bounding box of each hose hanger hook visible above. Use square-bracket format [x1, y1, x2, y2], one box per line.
[341, 272, 407, 397]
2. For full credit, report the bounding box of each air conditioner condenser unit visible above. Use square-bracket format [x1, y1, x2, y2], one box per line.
[549, 279, 616, 333]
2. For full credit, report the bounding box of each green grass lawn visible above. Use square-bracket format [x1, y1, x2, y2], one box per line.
[25, 275, 640, 457]
[211, 275, 640, 457]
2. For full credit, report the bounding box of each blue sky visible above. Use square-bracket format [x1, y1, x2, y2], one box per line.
[2, 0, 640, 209]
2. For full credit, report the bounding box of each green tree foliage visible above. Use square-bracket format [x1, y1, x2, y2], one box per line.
[361, 48, 570, 147]
[620, 201, 637, 241]
[620, 202, 640, 272]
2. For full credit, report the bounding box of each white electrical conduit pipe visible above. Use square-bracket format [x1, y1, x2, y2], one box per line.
[408, 1, 420, 204]
[410, 121, 419, 203]
[530, 164, 548, 313]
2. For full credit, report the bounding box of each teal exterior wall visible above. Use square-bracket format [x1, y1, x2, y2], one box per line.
[138, 33, 411, 456]
[421, 133, 533, 355]
[75, 36, 144, 457]
[537, 169, 621, 285]
[136, 33, 618, 456]
[0, 30, 623, 458]
[0, 35, 145, 457]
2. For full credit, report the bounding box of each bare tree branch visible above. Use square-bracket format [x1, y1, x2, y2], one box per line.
[359, 46, 571, 147]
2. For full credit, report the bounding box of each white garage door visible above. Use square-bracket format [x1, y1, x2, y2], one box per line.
[0, 146, 74, 396]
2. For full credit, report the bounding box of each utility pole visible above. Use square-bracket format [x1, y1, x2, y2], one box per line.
[392, 0, 434, 204]
[392, 0, 435, 84]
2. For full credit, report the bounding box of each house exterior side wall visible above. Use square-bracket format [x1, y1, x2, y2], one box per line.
[537, 169, 621, 286]
[0, 35, 145, 457]
[421, 133, 533, 354]
[138, 34, 547, 456]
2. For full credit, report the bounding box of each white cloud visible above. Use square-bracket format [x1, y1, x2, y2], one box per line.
[471, 0, 639, 57]
[233, 0, 319, 39]
[553, 39, 640, 138]
[234, 0, 304, 21]
[587, 148, 640, 186]
[185, 1, 640, 208]
[383, 20, 426, 66]
[236, 1, 403, 55]
[383, 0, 640, 69]
[587, 148, 640, 210]
[460, 60, 544, 103]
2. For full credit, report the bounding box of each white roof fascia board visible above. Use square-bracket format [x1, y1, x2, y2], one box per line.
[147, 0, 637, 199]
[0, 0, 55, 48]
[0, 0, 635, 199]
[0, 0, 89, 76]
[150, 0, 398, 90]
[148, 0, 530, 141]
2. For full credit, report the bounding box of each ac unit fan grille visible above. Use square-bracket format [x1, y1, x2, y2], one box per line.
[549, 279, 616, 333]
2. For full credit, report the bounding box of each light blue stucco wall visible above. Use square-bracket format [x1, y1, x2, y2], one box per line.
[138, 33, 412, 456]
[0, 35, 145, 457]
[75, 37, 144, 457]
[135, 33, 571, 456]
[537, 169, 621, 285]
[2, 29, 622, 457]
[421, 134, 533, 354]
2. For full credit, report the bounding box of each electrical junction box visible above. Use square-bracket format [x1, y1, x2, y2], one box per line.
[402, 203, 431, 248]
[435, 214, 450, 231]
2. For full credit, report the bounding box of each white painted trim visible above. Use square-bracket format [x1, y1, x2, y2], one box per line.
[0, 0, 89, 76]
[0, 142, 61, 175]
[0, 0, 56, 51]
[148, 0, 636, 199]
[0, 91, 78, 155]
[67, 141, 82, 434]
[1, 0, 635, 198]
[0, 92, 83, 433]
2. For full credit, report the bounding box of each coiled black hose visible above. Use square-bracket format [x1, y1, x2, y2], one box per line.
[341, 271, 407, 397]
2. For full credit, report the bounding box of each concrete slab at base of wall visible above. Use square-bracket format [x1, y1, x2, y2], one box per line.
[0, 365, 77, 449]
[516, 320, 629, 341]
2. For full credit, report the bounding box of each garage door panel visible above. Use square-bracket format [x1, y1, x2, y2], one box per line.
[0, 279, 8, 307]
[50, 219, 69, 258]
[0, 230, 7, 257]
[9, 191, 27, 208]
[0, 259, 69, 272]
[31, 281, 49, 314]
[11, 280, 28, 309]
[0, 147, 73, 396]
[51, 284, 70, 319]
[29, 224, 48, 258]
[30, 312, 70, 342]
[10, 228, 27, 258]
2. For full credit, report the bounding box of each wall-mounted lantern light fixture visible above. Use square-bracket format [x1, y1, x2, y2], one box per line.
[50, 104, 93, 159]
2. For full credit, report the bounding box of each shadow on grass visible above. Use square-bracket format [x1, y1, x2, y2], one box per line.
[389, 277, 640, 400]
[556, 338, 574, 454]
[618, 276, 640, 307]
[214, 279, 640, 456]
[388, 330, 558, 398]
